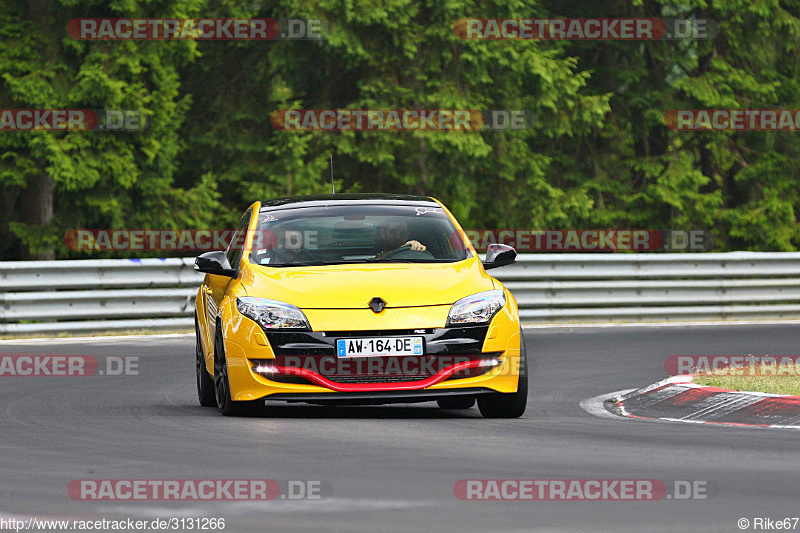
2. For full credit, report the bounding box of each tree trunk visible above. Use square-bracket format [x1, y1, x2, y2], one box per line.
[20, 174, 55, 260]
[0, 187, 19, 259]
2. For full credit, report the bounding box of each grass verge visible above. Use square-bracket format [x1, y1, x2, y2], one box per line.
[693, 361, 800, 396]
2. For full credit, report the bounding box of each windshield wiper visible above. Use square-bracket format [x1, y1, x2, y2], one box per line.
[263, 260, 366, 267]
[263, 261, 326, 267]
[366, 257, 448, 263]
[263, 258, 458, 267]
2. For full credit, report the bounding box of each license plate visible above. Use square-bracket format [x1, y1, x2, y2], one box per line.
[336, 337, 423, 358]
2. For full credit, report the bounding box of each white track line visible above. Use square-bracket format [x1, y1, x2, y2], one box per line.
[97, 497, 435, 516]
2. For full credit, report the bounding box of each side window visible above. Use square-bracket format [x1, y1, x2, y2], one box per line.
[226, 211, 252, 271]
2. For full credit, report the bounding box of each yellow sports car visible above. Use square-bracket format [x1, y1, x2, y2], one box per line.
[194, 194, 526, 417]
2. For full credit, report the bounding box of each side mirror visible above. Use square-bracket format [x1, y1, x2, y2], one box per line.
[482, 243, 517, 270]
[195, 251, 237, 278]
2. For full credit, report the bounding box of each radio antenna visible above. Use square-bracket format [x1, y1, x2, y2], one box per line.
[329, 154, 335, 194]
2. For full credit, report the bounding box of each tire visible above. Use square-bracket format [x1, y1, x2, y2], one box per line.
[437, 396, 476, 409]
[196, 316, 216, 407]
[477, 331, 528, 419]
[213, 326, 258, 416]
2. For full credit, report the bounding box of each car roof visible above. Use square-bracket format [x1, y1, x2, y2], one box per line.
[258, 193, 438, 212]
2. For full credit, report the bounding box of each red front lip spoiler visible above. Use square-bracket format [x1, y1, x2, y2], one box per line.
[270, 359, 491, 392]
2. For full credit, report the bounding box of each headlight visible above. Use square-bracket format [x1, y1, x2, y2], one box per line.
[236, 297, 310, 330]
[447, 290, 506, 326]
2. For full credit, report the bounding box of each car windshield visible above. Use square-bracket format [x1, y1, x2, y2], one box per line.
[249, 204, 471, 267]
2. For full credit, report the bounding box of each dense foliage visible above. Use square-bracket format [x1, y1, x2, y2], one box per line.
[1, 0, 799, 259]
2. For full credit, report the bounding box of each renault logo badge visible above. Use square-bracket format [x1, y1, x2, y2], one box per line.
[369, 297, 386, 313]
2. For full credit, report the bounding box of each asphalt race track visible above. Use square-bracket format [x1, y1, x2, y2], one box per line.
[1, 324, 799, 532]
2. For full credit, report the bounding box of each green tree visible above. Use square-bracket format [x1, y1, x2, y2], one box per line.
[0, 0, 222, 259]
[546, 0, 800, 250]
[176, 0, 610, 232]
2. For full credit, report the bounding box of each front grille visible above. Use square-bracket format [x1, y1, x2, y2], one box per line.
[264, 325, 489, 357]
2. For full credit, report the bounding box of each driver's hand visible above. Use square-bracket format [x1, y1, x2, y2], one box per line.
[404, 240, 426, 251]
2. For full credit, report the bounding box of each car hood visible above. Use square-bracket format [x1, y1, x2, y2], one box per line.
[242, 257, 495, 309]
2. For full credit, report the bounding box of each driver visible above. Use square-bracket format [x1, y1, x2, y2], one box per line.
[376, 221, 426, 256]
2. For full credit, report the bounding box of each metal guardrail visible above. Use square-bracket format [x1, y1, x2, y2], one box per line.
[499, 252, 800, 322]
[1, 253, 799, 335]
[0, 258, 201, 291]
[0, 258, 200, 334]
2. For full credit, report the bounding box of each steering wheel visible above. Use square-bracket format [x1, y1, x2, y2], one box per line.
[382, 245, 435, 260]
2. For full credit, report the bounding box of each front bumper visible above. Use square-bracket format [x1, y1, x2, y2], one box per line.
[264, 387, 496, 405]
[220, 304, 522, 402]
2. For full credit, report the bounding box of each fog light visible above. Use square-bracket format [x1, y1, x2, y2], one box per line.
[253, 364, 280, 374]
[478, 359, 501, 368]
